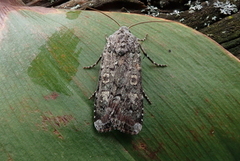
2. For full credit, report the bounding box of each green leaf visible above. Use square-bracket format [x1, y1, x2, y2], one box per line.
[0, 3, 240, 161]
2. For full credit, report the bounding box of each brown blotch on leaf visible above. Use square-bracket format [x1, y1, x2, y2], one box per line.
[53, 129, 64, 139]
[43, 92, 59, 100]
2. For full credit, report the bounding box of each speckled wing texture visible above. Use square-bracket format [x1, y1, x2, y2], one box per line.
[94, 26, 144, 135]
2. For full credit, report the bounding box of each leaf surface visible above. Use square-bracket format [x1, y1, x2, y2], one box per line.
[0, 3, 240, 161]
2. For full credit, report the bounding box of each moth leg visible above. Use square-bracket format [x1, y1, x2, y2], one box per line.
[89, 91, 96, 99]
[139, 45, 167, 67]
[142, 89, 152, 104]
[83, 56, 102, 69]
[138, 34, 148, 42]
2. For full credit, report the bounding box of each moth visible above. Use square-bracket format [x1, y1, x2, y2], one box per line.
[84, 12, 167, 135]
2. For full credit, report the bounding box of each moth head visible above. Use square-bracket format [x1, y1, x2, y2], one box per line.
[114, 26, 132, 56]
[119, 26, 130, 32]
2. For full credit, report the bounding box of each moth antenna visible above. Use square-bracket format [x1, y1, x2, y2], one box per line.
[129, 20, 169, 29]
[87, 7, 120, 27]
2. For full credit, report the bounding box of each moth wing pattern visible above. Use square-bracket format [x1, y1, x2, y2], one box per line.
[84, 24, 166, 135]
[93, 26, 144, 135]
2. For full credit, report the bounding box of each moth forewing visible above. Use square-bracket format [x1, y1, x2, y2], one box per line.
[84, 15, 166, 135]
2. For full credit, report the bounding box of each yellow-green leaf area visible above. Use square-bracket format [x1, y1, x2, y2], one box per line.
[28, 28, 81, 95]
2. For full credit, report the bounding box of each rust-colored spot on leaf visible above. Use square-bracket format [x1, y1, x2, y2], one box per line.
[132, 141, 147, 151]
[208, 127, 215, 136]
[53, 129, 64, 139]
[43, 92, 59, 100]
[188, 129, 201, 142]
[7, 152, 13, 161]
[150, 113, 155, 118]
[36, 111, 75, 138]
[207, 113, 215, 119]
[9, 106, 14, 110]
[84, 120, 91, 125]
[148, 143, 165, 160]
[132, 140, 164, 160]
[41, 111, 75, 127]
[205, 98, 210, 103]
[139, 142, 147, 150]
[36, 111, 76, 139]
[194, 108, 199, 116]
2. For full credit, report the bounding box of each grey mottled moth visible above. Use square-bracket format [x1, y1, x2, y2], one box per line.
[84, 12, 167, 135]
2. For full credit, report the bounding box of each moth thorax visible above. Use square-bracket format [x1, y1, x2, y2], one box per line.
[116, 44, 128, 56]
